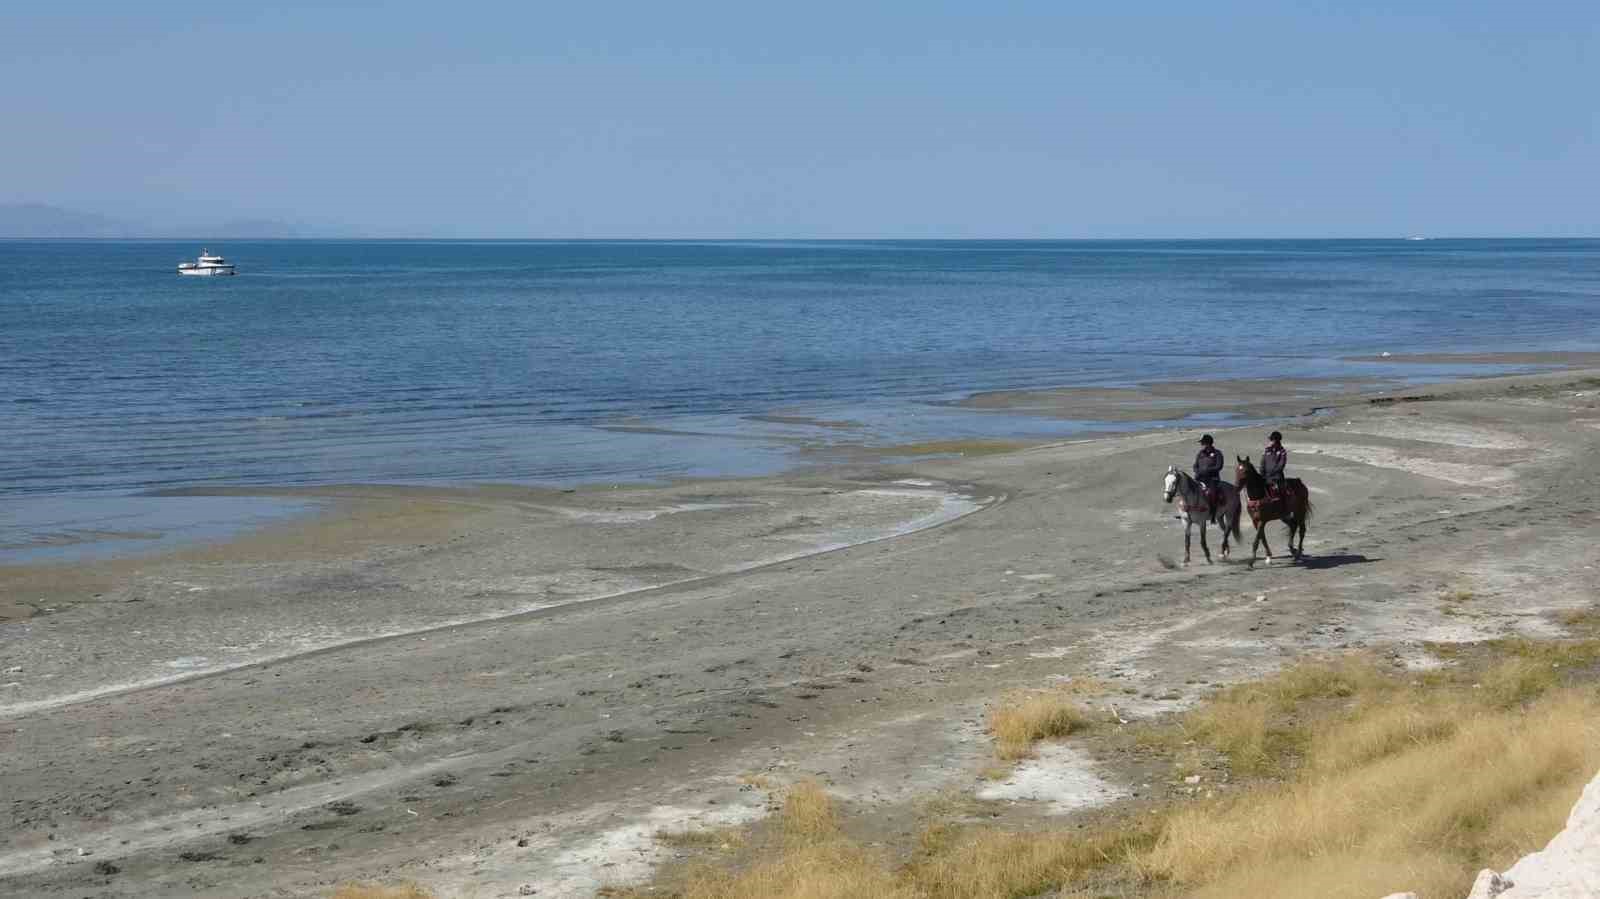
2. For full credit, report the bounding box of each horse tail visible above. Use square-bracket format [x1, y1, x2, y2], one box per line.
[1231, 507, 1242, 541]
[1297, 482, 1313, 527]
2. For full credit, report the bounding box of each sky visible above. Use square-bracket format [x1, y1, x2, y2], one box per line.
[3, 1, 1597, 238]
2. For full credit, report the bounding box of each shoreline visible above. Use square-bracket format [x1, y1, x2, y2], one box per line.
[5, 349, 1591, 570]
[6, 360, 1600, 897]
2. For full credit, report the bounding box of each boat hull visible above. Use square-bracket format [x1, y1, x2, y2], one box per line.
[177, 267, 236, 276]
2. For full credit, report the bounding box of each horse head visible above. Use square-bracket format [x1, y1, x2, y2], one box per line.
[1163, 464, 1180, 503]
[1235, 455, 1257, 487]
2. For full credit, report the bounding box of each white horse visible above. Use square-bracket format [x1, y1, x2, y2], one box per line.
[1162, 465, 1242, 565]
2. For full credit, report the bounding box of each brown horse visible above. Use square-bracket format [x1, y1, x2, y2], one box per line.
[1235, 456, 1312, 564]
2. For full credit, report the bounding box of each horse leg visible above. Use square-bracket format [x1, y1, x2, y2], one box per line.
[1258, 523, 1275, 565]
[1220, 513, 1231, 560]
[1183, 519, 1192, 566]
[1199, 521, 1212, 564]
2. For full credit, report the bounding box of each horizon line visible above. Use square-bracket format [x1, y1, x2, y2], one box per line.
[4, 235, 1598, 243]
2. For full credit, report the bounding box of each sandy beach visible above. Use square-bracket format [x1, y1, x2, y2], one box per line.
[5, 360, 1600, 897]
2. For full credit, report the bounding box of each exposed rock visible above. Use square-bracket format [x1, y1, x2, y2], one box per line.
[1496, 770, 1600, 897]
[1382, 770, 1600, 899]
[1466, 869, 1513, 899]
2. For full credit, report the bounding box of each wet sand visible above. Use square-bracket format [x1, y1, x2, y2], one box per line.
[5, 362, 1600, 897]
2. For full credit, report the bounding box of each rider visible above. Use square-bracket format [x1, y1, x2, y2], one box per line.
[1194, 434, 1225, 522]
[1262, 430, 1288, 496]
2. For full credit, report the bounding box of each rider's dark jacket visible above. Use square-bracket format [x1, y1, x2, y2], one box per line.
[1194, 446, 1225, 483]
[1262, 444, 1288, 484]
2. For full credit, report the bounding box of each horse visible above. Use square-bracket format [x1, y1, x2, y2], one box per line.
[1234, 456, 1313, 565]
[1162, 465, 1242, 565]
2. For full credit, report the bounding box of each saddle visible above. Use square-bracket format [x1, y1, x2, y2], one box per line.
[1250, 478, 1295, 515]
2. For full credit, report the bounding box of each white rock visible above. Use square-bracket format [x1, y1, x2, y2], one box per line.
[1465, 869, 1513, 899]
[1382, 769, 1600, 899]
[1495, 769, 1600, 897]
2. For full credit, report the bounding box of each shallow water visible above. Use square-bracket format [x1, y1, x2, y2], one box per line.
[0, 495, 322, 563]
[2, 239, 1596, 556]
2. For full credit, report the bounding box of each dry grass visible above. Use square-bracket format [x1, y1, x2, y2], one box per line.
[1481, 656, 1563, 707]
[619, 781, 922, 899]
[1556, 606, 1600, 630]
[1492, 634, 1600, 667]
[632, 783, 1156, 899]
[1139, 689, 1600, 898]
[655, 826, 747, 851]
[987, 689, 1093, 761]
[669, 841, 920, 899]
[901, 819, 1159, 899]
[776, 781, 840, 846]
[465, 632, 1600, 899]
[1171, 655, 1396, 775]
[331, 885, 434, 899]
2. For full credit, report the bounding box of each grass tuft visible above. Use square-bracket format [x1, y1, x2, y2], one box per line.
[656, 826, 747, 851]
[777, 781, 841, 846]
[902, 820, 1159, 898]
[988, 689, 1093, 761]
[1480, 656, 1561, 708]
[1555, 606, 1600, 631]
[670, 841, 919, 899]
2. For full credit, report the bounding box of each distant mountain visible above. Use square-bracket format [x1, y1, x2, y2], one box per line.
[195, 218, 308, 239]
[0, 203, 339, 238]
[0, 203, 138, 237]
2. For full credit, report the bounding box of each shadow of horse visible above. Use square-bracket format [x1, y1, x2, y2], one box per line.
[1285, 553, 1378, 570]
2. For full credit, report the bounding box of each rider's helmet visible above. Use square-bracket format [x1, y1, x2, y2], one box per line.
[1269, 431, 1282, 443]
[1199, 434, 1214, 445]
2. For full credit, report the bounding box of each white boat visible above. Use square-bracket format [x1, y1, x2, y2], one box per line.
[177, 249, 237, 276]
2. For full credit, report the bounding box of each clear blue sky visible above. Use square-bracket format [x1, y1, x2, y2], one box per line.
[5, 1, 1596, 237]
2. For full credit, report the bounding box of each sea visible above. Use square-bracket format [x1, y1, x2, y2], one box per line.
[3, 239, 1598, 559]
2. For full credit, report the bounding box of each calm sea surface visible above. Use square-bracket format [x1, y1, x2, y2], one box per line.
[3, 239, 1598, 512]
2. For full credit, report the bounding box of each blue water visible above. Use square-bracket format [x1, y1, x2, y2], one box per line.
[3, 239, 1598, 506]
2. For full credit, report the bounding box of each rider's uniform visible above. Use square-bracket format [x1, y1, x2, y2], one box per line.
[1262, 443, 1288, 494]
[1194, 445, 1225, 521]
[1194, 445, 1225, 486]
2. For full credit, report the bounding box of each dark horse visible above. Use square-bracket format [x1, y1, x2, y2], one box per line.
[1235, 456, 1312, 565]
